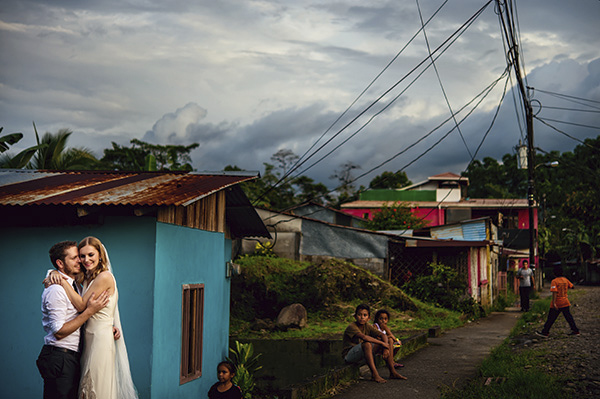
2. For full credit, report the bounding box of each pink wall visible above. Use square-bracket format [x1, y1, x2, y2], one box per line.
[340, 207, 444, 227]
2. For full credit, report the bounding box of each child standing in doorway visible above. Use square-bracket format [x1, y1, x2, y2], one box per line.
[208, 361, 242, 399]
[374, 309, 404, 368]
[342, 304, 407, 383]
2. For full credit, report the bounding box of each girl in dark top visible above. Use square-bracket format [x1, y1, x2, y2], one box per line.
[208, 361, 242, 399]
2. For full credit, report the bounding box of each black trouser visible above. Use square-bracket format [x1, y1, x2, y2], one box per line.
[36, 345, 80, 399]
[542, 306, 579, 334]
[519, 286, 531, 311]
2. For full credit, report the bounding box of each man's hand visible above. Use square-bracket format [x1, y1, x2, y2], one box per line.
[113, 326, 121, 340]
[86, 291, 110, 314]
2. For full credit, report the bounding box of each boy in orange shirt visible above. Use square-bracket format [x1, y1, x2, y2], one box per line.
[536, 266, 580, 337]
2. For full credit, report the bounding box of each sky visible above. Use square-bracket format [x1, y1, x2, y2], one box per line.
[1, 0, 599, 191]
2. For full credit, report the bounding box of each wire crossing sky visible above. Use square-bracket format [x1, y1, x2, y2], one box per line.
[1, 0, 599, 187]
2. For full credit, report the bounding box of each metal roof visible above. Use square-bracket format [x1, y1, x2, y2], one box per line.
[341, 198, 529, 209]
[0, 169, 258, 207]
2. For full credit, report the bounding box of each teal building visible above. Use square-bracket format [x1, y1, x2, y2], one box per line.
[0, 170, 269, 398]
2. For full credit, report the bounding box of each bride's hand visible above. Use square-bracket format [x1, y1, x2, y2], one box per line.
[42, 270, 65, 288]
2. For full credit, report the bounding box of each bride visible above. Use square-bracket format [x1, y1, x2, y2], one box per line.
[56, 236, 138, 399]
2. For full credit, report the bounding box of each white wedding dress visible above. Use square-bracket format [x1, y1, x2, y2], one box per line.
[79, 271, 137, 399]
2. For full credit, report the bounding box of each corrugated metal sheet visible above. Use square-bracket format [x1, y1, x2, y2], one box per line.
[431, 224, 464, 240]
[430, 219, 487, 241]
[0, 170, 257, 207]
[462, 221, 487, 241]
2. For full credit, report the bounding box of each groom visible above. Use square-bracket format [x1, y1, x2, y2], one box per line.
[36, 241, 110, 399]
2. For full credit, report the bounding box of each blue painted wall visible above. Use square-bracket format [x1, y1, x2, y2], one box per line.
[0, 216, 156, 398]
[152, 222, 231, 398]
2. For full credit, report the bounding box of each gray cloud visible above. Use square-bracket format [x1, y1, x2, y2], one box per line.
[1, 0, 599, 190]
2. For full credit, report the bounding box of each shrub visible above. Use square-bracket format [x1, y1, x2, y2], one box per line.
[402, 262, 482, 317]
[227, 341, 263, 399]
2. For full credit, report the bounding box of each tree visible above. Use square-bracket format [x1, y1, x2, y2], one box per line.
[464, 135, 600, 263]
[0, 128, 43, 169]
[100, 139, 199, 171]
[369, 170, 412, 189]
[363, 202, 429, 231]
[270, 149, 299, 176]
[1, 123, 98, 170]
[329, 162, 361, 208]
[0, 128, 23, 153]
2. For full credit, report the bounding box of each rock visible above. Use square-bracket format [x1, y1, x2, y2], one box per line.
[251, 318, 275, 331]
[276, 303, 308, 329]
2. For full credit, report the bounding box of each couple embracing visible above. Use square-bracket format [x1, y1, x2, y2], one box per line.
[36, 236, 137, 399]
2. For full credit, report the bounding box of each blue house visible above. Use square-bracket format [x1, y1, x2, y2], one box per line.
[0, 169, 269, 398]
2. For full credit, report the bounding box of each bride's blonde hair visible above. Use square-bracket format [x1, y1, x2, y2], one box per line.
[78, 236, 109, 282]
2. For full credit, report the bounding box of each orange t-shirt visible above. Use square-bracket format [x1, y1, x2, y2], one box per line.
[550, 276, 573, 308]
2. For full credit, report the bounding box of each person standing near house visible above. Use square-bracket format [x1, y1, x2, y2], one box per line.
[37, 241, 110, 399]
[48, 236, 138, 399]
[517, 259, 535, 312]
[536, 265, 580, 337]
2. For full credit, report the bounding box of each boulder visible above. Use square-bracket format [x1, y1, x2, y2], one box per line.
[276, 303, 307, 329]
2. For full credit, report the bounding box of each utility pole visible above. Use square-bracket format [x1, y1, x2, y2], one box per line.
[496, 1, 537, 271]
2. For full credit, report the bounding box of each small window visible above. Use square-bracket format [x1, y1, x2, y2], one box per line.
[180, 284, 204, 384]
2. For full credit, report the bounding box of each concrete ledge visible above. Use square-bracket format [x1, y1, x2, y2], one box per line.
[429, 325, 441, 338]
[279, 331, 429, 399]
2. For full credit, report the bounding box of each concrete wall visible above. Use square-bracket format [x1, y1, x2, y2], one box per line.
[151, 223, 231, 398]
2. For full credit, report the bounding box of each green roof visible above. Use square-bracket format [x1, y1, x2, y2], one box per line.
[359, 189, 436, 202]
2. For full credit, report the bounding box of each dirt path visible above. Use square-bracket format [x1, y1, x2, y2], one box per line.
[516, 285, 600, 398]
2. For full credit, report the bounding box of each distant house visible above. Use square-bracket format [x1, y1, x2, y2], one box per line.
[242, 207, 390, 276]
[287, 201, 368, 229]
[0, 169, 269, 399]
[241, 207, 498, 306]
[341, 172, 536, 267]
[387, 217, 500, 307]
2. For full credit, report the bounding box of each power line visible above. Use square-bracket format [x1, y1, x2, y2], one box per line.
[416, 0, 473, 159]
[289, 1, 492, 180]
[535, 117, 600, 131]
[529, 87, 600, 106]
[534, 116, 600, 151]
[540, 106, 600, 114]
[252, 0, 493, 206]
[287, 0, 452, 178]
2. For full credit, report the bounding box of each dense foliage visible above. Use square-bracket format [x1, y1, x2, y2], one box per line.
[402, 262, 485, 318]
[463, 136, 600, 264]
[230, 256, 416, 322]
[363, 202, 429, 231]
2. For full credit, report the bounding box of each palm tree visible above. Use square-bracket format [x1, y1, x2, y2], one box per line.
[0, 126, 45, 168]
[1, 123, 100, 170]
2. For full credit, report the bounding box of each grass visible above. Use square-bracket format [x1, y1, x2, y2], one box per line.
[231, 297, 465, 340]
[440, 293, 571, 399]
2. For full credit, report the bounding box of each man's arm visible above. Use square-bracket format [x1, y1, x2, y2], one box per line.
[54, 291, 109, 340]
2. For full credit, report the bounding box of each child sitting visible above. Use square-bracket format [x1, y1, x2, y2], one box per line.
[342, 304, 407, 383]
[374, 309, 404, 368]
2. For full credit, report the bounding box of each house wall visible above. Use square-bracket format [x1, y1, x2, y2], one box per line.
[151, 223, 231, 399]
[0, 216, 156, 399]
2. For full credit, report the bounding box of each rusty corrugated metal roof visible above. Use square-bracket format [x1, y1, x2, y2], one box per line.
[0, 169, 258, 207]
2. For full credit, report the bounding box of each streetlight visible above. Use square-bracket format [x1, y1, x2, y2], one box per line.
[535, 161, 559, 169]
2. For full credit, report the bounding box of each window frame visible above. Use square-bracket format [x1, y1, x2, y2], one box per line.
[180, 283, 204, 384]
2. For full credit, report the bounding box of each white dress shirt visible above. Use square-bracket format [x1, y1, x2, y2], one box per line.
[41, 271, 80, 351]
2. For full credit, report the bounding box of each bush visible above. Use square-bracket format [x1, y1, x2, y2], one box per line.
[402, 262, 483, 317]
[227, 341, 263, 399]
[231, 256, 417, 321]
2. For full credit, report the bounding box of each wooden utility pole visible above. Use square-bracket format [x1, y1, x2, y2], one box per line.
[496, 0, 537, 270]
